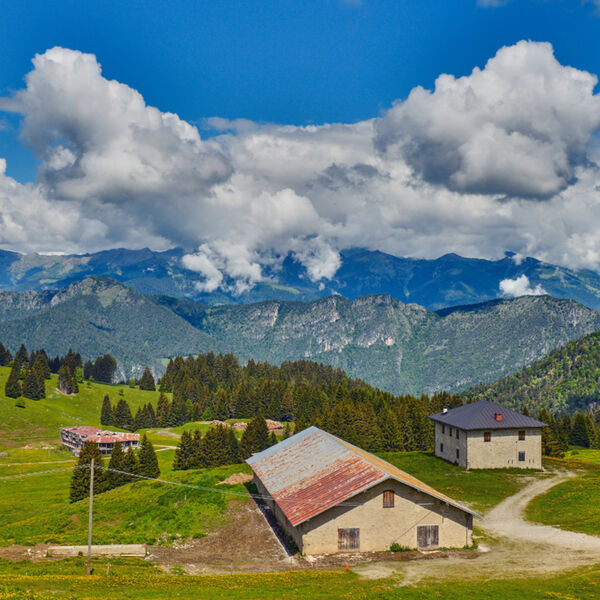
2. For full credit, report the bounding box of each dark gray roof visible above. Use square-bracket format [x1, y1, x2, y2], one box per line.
[429, 400, 547, 430]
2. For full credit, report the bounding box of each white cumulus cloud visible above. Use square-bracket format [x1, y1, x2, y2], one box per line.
[500, 275, 546, 297]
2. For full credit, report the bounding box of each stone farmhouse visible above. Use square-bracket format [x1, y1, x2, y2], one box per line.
[246, 426, 479, 555]
[60, 426, 139, 456]
[429, 400, 547, 470]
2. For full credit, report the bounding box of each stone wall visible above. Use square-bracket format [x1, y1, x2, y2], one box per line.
[466, 428, 542, 469]
[433, 422, 468, 468]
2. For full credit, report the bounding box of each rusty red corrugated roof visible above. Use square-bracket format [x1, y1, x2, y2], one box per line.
[247, 426, 479, 526]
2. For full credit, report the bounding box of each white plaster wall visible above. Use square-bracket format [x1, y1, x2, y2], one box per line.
[466, 428, 542, 469]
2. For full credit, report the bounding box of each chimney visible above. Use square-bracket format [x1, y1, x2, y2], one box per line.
[494, 412, 503, 422]
[442, 407, 448, 414]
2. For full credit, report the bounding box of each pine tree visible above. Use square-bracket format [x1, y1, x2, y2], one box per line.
[268, 431, 278, 447]
[0, 342, 12, 366]
[5, 363, 22, 398]
[156, 393, 171, 427]
[139, 367, 156, 391]
[571, 413, 590, 448]
[14, 344, 28, 367]
[32, 351, 51, 379]
[69, 442, 108, 503]
[22, 369, 42, 400]
[122, 446, 139, 482]
[114, 399, 133, 431]
[100, 395, 114, 427]
[138, 435, 160, 478]
[107, 441, 127, 489]
[58, 365, 73, 394]
[173, 429, 194, 470]
[240, 410, 270, 459]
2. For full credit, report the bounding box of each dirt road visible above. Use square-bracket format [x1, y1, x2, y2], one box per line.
[354, 472, 600, 583]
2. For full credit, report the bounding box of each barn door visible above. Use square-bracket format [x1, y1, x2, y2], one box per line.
[338, 528, 360, 551]
[417, 525, 439, 549]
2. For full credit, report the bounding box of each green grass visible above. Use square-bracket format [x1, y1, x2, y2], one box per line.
[0, 560, 599, 599]
[565, 447, 600, 464]
[379, 451, 546, 512]
[526, 471, 600, 536]
[0, 367, 166, 448]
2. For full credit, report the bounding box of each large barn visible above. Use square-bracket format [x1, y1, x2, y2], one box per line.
[246, 426, 479, 555]
[429, 400, 547, 469]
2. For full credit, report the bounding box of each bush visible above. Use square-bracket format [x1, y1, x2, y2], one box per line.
[390, 543, 411, 552]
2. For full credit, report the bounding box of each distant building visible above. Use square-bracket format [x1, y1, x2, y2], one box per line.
[60, 426, 140, 456]
[246, 426, 478, 555]
[429, 400, 546, 470]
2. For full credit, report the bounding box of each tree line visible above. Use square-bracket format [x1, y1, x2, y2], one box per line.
[69, 435, 160, 502]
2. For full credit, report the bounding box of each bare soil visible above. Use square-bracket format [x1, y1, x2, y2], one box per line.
[217, 472, 253, 486]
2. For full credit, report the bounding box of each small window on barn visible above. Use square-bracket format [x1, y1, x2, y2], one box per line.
[518, 430, 526, 441]
[441, 424, 445, 434]
[440, 443, 444, 453]
[456, 448, 460, 459]
[383, 490, 394, 508]
[449, 427, 453, 436]
[456, 429, 459, 439]
[484, 431, 491, 442]
[338, 528, 360, 551]
[519, 451, 526, 462]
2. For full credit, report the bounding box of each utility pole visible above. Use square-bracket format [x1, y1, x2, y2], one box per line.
[87, 458, 94, 576]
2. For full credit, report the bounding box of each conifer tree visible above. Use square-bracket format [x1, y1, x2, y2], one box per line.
[107, 441, 127, 489]
[70, 372, 79, 394]
[14, 344, 28, 367]
[5, 363, 21, 398]
[228, 428, 241, 464]
[122, 446, 139, 482]
[0, 342, 12, 366]
[100, 395, 114, 427]
[22, 369, 43, 400]
[571, 413, 590, 448]
[173, 429, 194, 470]
[138, 367, 155, 391]
[240, 410, 270, 459]
[58, 365, 73, 394]
[156, 393, 171, 427]
[138, 435, 160, 478]
[268, 431, 277, 447]
[69, 442, 108, 502]
[32, 351, 51, 379]
[114, 399, 133, 430]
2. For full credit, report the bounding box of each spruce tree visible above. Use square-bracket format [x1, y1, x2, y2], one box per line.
[107, 441, 127, 489]
[122, 446, 139, 482]
[241, 410, 270, 459]
[173, 430, 194, 470]
[69, 442, 108, 502]
[139, 367, 156, 391]
[156, 393, 171, 427]
[268, 431, 277, 447]
[114, 399, 133, 431]
[138, 435, 160, 478]
[58, 365, 73, 394]
[0, 342, 12, 366]
[100, 395, 114, 427]
[22, 369, 42, 400]
[14, 344, 28, 367]
[5, 363, 22, 398]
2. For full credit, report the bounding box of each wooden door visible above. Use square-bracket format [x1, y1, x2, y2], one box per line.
[338, 528, 360, 551]
[417, 525, 439, 549]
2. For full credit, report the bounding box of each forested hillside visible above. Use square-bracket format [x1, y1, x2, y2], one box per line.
[465, 330, 600, 414]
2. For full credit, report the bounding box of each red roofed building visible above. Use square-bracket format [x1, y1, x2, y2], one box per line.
[60, 426, 140, 456]
[246, 426, 479, 555]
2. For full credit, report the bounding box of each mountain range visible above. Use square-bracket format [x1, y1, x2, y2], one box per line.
[2, 247, 600, 311]
[0, 276, 599, 395]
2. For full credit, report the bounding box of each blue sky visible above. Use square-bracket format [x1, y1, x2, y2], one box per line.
[1, 0, 600, 290]
[2, 0, 599, 183]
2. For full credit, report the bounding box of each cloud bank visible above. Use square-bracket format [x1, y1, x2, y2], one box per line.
[1, 42, 600, 292]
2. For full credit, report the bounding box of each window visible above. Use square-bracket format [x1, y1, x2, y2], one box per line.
[518, 430, 526, 441]
[449, 427, 453, 436]
[338, 528, 360, 550]
[383, 490, 394, 508]
[456, 448, 460, 459]
[456, 429, 459, 439]
[417, 525, 439, 549]
[441, 424, 445, 434]
[484, 431, 491, 442]
[440, 443, 444, 453]
[519, 451, 526, 462]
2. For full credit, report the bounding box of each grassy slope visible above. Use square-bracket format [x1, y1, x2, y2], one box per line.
[0, 559, 599, 599]
[525, 456, 600, 537]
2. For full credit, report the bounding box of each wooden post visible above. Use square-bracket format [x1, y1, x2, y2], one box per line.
[87, 458, 94, 576]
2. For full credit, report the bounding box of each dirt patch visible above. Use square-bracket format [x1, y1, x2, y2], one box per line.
[148, 499, 291, 573]
[0, 545, 50, 561]
[217, 473, 253, 486]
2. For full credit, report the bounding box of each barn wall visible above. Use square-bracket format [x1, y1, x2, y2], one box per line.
[298, 479, 472, 555]
[466, 428, 542, 469]
[433, 422, 468, 468]
[253, 474, 304, 552]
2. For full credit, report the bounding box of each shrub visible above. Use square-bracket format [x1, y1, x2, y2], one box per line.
[390, 543, 411, 552]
